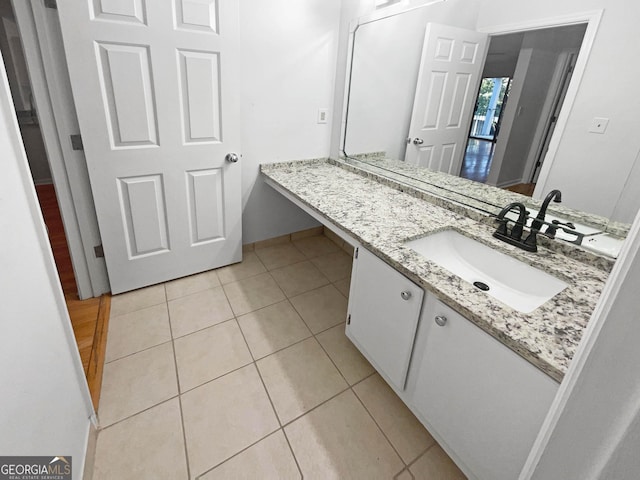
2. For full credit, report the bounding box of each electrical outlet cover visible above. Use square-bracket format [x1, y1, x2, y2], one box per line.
[589, 117, 609, 134]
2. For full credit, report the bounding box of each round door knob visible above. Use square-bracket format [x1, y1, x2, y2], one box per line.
[225, 152, 239, 163]
[435, 315, 447, 327]
[400, 291, 412, 300]
[413, 138, 424, 145]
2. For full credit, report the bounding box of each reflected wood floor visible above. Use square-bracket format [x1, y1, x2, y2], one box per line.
[460, 138, 494, 183]
[35, 183, 108, 409]
[461, 139, 536, 197]
[504, 183, 536, 197]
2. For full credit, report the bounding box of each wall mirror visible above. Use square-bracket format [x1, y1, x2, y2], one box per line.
[341, 1, 637, 243]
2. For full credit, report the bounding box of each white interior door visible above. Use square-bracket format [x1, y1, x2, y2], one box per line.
[405, 23, 488, 175]
[57, 1, 241, 294]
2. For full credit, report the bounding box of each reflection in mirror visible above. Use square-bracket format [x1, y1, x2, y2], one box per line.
[342, 2, 635, 250]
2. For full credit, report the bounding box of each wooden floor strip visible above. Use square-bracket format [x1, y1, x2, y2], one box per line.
[87, 294, 110, 411]
[36, 183, 107, 410]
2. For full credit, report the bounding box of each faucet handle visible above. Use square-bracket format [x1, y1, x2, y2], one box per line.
[494, 218, 508, 236]
[523, 230, 539, 252]
[546, 219, 576, 238]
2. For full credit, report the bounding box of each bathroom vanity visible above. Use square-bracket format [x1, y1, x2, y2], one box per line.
[348, 246, 558, 480]
[261, 158, 613, 480]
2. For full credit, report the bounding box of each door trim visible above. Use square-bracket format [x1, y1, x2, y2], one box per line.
[12, 0, 109, 298]
[477, 10, 603, 200]
[524, 49, 578, 185]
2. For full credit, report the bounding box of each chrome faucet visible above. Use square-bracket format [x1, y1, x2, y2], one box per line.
[531, 189, 562, 231]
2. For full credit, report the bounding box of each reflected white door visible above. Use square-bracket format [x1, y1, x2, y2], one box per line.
[57, 1, 241, 293]
[405, 23, 488, 175]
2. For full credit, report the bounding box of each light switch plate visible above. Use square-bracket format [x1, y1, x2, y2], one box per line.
[589, 117, 609, 134]
[317, 108, 328, 124]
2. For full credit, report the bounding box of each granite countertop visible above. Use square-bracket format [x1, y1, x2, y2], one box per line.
[261, 159, 610, 382]
[341, 155, 631, 238]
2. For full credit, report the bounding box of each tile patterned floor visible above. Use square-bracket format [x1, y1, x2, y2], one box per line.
[94, 234, 466, 479]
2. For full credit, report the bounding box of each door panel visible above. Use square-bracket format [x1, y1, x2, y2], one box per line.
[97, 43, 158, 147]
[448, 73, 472, 126]
[58, 0, 241, 293]
[406, 23, 488, 175]
[186, 169, 224, 244]
[178, 50, 221, 143]
[91, 0, 147, 24]
[117, 175, 169, 257]
[175, 0, 219, 32]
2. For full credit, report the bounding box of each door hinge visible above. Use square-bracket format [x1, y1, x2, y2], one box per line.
[347, 314, 351, 325]
[94, 245, 104, 258]
[44, 0, 57, 9]
[354, 247, 359, 259]
[70, 134, 83, 151]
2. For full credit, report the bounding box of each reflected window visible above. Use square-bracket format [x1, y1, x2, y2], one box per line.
[469, 77, 511, 142]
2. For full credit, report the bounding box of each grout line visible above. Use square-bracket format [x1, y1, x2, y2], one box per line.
[165, 297, 192, 480]
[109, 298, 167, 318]
[349, 370, 378, 388]
[218, 269, 267, 286]
[171, 316, 236, 342]
[219, 287, 285, 430]
[314, 326, 351, 387]
[279, 384, 352, 430]
[281, 427, 305, 479]
[177, 359, 254, 397]
[104, 337, 174, 365]
[165, 284, 222, 304]
[286, 292, 345, 337]
[219, 286, 305, 478]
[241, 329, 313, 363]
[269, 259, 331, 290]
[394, 467, 416, 480]
[98, 394, 180, 431]
[217, 259, 269, 287]
[228, 299, 282, 422]
[223, 271, 287, 317]
[351, 382, 407, 467]
[96, 242, 386, 478]
[103, 301, 171, 364]
[406, 442, 437, 470]
[194, 429, 284, 479]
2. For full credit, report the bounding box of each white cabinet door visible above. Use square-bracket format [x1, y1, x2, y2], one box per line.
[405, 23, 488, 175]
[346, 247, 424, 391]
[411, 295, 558, 480]
[57, 1, 241, 293]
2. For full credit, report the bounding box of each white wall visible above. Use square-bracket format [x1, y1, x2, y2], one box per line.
[524, 208, 640, 479]
[330, 0, 376, 159]
[240, 0, 342, 243]
[612, 148, 640, 224]
[0, 51, 91, 479]
[477, 0, 640, 220]
[341, 0, 481, 160]
[489, 26, 585, 187]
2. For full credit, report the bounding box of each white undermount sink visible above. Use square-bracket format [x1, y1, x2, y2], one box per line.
[404, 230, 568, 313]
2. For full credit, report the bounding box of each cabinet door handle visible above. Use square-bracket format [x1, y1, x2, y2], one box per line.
[400, 291, 412, 300]
[435, 315, 448, 327]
